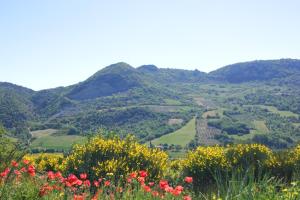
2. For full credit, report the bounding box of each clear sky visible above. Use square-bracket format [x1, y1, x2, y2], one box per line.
[0, 0, 299, 90]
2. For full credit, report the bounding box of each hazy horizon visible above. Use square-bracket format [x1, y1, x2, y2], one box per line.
[1, 0, 300, 90]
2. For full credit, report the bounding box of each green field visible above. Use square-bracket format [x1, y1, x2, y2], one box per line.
[145, 105, 192, 113]
[151, 117, 196, 146]
[31, 134, 86, 151]
[31, 129, 58, 138]
[293, 123, 300, 128]
[231, 120, 269, 140]
[258, 105, 298, 118]
[252, 120, 269, 134]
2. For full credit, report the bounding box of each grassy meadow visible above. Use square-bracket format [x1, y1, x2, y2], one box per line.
[30, 129, 86, 151]
[257, 105, 299, 118]
[151, 117, 196, 146]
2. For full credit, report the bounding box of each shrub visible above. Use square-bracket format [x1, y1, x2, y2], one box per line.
[287, 144, 300, 167]
[226, 144, 273, 169]
[267, 150, 294, 181]
[261, 144, 300, 181]
[23, 153, 64, 172]
[64, 135, 168, 182]
[181, 144, 278, 190]
[182, 146, 229, 189]
[286, 144, 300, 178]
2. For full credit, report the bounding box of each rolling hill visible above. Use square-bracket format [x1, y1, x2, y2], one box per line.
[210, 59, 300, 83]
[1, 59, 300, 150]
[67, 62, 146, 100]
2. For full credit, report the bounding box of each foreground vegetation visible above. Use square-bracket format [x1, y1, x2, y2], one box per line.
[1, 126, 300, 199]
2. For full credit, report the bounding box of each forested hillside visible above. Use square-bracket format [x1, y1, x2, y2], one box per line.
[210, 59, 300, 83]
[1, 59, 300, 151]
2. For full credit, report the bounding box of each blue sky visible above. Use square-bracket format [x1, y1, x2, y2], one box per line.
[0, 0, 299, 90]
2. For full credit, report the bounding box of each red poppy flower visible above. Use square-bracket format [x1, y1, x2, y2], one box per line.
[152, 191, 159, 197]
[138, 177, 145, 184]
[143, 185, 151, 192]
[55, 172, 63, 179]
[20, 167, 26, 173]
[0, 168, 10, 178]
[27, 165, 36, 177]
[159, 180, 169, 190]
[76, 179, 83, 186]
[65, 181, 72, 187]
[23, 159, 30, 165]
[104, 180, 110, 187]
[127, 177, 132, 183]
[67, 174, 78, 183]
[139, 170, 148, 178]
[14, 170, 21, 176]
[11, 160, 18, 167]
[52, 185, 62, 191]
[130, 172, 137, 178]
[183, 195, 192, 200]
[175, 185, 184, 192]
[47, 171, 55, 180]
[66, 174, 82, 186]
[164, 186, 174, 193]
[73, 194, 85, 200]
[39, 184, 53, 197]
[149, 182, 155, 187]
[80, 173, 87, 180]
[83, 180, 91, 187]
[184, 177, 193, 183]
[172, 189, 181, 196]
[93, 180, 99, 187]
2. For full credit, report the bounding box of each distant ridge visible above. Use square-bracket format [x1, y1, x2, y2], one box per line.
[2, 58, 300, 91]
[209, 59, 300, 83]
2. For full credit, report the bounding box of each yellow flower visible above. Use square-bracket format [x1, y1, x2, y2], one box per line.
[64, 135, 168, 180]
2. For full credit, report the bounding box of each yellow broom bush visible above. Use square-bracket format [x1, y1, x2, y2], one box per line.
[64, 135, 168, 181]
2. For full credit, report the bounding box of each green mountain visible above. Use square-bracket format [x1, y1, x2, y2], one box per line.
[210, 59, 300, 83]
[0, 82, 35, 128]
[1, 59, 300, 150]
[67, 62, 145, 100]
[31, 89, 74, 118]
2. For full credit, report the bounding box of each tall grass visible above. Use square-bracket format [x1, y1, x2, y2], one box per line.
[197, 168, 300, 200]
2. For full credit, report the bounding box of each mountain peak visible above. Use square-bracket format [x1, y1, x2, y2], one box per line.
[137, 65, 159, 72]
[67, 62, 143, 100]
[101, 62, 134, 72]
[0, 82, 34, 94]
[87, 62, 136, 80]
